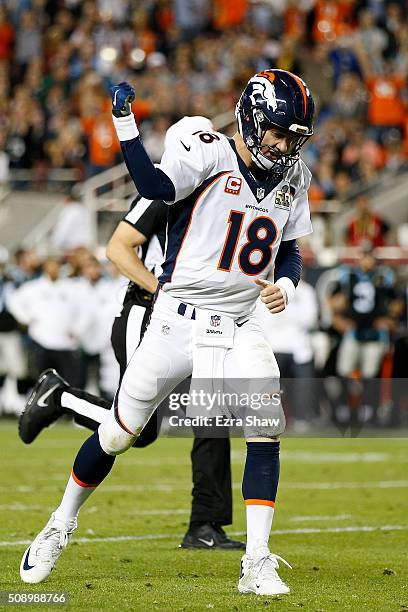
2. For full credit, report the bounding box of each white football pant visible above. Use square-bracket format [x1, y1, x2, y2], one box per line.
[98, 291, 284, 456]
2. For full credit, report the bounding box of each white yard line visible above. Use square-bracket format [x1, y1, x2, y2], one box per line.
[266, 525, 408, 535]
[278, 479, 408, 490]
[230, 450, 396, 463]
[7, 451, 407, 467]
[289, 514, 352, 522]
[0, 504, 52, 511]
[281, 451, 391, 463]
[1, 524, 407, 548]
[90, 478, 405, 492]
[0, 504, 189, 514]
[2, 479, 407, 495]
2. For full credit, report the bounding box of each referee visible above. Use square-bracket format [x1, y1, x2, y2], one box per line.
[20, 195, 243, 550]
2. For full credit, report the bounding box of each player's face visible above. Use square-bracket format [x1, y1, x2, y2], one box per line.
[260, 128, 299, 160]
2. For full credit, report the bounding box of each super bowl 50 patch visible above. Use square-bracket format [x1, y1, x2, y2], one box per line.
[274, 183, 294, 210]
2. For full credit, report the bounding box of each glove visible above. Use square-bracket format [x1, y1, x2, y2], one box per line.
[110, 82, 135, 118]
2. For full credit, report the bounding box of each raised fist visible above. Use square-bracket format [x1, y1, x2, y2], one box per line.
[110, 82, 135, 118]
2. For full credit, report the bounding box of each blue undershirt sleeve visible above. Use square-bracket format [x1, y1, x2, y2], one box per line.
[120, 137, 176, 202]
[274, 239, 302, 288]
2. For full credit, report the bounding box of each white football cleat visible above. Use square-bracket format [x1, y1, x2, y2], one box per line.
[238, 546, 292, 596]
[20, 513, 76, 583]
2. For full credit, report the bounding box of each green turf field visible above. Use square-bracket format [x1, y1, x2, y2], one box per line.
[0, 421, 407, 611]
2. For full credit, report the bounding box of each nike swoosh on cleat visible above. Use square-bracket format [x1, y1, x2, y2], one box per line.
[180, 141, 191, 152]
[23, 548, 35, 571]
[113, 90, 119, 106]
[236, 319, 249, 327]
[198, 538, 214, 547]
[37, 385, 60, 408]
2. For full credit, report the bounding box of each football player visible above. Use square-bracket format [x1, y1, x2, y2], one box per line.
[334, 247, 396, 379]
[20, 116, 244, 549]
[19, 188, 243, 550]
[331, 246, 398, 423]
[20, 70, 315, 596]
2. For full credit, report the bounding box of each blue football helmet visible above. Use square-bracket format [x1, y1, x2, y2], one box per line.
[235, 69, 314, 175]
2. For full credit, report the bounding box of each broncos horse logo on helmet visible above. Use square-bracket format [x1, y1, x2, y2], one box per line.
[235, 69, 315, 175]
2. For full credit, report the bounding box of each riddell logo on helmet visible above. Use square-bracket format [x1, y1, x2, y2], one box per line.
[225, 177, 242, 195]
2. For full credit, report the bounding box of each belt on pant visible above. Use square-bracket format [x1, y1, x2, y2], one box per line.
[157, 288, 196, 320]
[156, 288, 250, 324]
[177, 302, 196, 319]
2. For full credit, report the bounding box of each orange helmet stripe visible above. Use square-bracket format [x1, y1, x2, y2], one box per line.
[257, 70, 275, 83]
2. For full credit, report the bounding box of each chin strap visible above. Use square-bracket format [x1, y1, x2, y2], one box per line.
[250, 150, 273, 172]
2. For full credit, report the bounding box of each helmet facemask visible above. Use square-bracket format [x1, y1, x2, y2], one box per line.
[240, 106, 311, 176]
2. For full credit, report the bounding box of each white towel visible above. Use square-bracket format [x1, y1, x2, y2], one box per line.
[188, 309, 234, 419]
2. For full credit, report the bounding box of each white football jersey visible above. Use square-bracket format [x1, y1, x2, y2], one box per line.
[158, 129, 312, 317]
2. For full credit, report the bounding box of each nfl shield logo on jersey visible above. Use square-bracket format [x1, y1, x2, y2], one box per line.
[275, 183, 293, 210]
[256, 187, 265, 201]
[210, 315, 221, 327]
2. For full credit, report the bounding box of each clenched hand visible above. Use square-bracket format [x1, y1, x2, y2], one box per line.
[255, 279, 287, 314]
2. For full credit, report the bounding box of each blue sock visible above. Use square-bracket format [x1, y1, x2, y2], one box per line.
[72, 431, 115, 486]
[242, 441, 280, 555]
[55, 432, 116, 522]
[242, 441, 280, 504]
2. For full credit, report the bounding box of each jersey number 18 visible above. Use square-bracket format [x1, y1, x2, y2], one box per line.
[218, 211, 277, 276]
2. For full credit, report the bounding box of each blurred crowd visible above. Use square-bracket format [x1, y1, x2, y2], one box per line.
[0, 245, 126, 413]
[1, 0, 408, 207]
[0, 243, 407, 429]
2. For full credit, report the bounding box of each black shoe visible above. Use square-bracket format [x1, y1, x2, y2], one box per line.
[179, 523, 245, 550]
[19, 369, 68, 444]
[211, 524, 245, 549]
